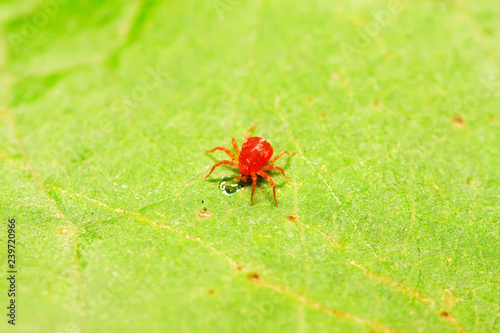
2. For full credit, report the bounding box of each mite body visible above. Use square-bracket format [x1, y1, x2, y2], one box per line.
[205, 124, 293, 205]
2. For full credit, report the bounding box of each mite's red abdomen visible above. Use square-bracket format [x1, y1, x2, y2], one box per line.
[239, 137, 273, 173]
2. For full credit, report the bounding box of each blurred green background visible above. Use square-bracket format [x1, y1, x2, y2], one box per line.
[1, 0, 499, 332]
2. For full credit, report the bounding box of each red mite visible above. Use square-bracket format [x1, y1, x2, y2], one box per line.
[205, 124, 293, 205]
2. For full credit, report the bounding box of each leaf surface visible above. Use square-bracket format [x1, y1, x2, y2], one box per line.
[1, 1, 499, 332]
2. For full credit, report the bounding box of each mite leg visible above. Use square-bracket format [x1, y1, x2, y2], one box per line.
[244, 122, 258, 141]
[232, 138, 240, 156]
[262, 165, 292, 179]
[257, 171, 278, 205]
[251, 172, 258, 204]
[205, 160, 238, 179]
[266, 151, 294, 165]
[205, 146, 238, 161]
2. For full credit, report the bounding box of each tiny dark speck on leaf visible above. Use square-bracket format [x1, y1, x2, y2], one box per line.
[440, 311, 450, 318]
[287, 215, 299, 222]
[247, 273, 260, 281]
[452, 115, 465, 128]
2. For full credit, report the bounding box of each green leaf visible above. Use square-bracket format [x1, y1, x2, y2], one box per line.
[1, 0, 499, 332]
